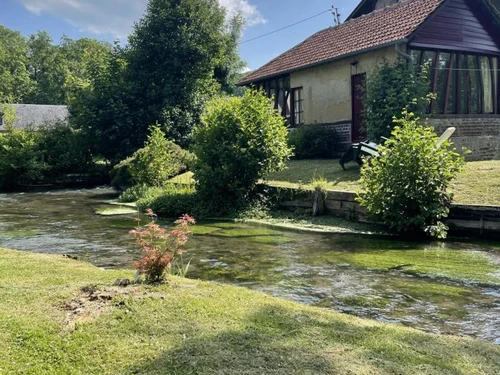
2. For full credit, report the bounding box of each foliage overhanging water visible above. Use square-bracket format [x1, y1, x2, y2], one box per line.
[1, 188, 499, 344]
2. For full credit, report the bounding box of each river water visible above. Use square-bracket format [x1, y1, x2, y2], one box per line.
[1, 188, 499, 344]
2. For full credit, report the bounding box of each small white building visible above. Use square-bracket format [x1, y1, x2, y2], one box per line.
[0, 104, 69, 132]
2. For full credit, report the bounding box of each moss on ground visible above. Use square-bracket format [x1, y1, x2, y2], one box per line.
[1, 248, 499, 374]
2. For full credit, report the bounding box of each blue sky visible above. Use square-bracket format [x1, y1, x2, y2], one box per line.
[0, 0, 357, 70]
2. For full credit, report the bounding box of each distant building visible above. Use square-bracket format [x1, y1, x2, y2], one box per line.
[0, 104, 69, 132]
[240, 0, 500, 160]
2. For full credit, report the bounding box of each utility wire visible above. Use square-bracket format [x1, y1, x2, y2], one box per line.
[239, 9, 331, 45]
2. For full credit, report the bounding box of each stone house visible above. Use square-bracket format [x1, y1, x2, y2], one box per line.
[239, 0, 500, 160]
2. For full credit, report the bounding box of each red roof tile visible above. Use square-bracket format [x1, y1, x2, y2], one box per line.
[239, 0, 444, 84]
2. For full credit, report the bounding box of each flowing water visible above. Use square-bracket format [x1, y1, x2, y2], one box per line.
[1, 188, 499, 344]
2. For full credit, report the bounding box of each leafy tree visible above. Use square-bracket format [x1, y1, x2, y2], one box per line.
[214, 15, 246, 95]
[25, 32, 112, 105]
[193, 89, 292, 212]
[70, 44, 134, 162]
[0, 26, 31, 102]
[59, 36, 112, 103]
[357, 111, 466, 239]
[126, 0, 240, 146]
[364, 59, 433, 141]
[25, 31, 65, 104]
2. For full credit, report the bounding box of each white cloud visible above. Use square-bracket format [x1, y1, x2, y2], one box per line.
[218, 0, 266, 26]
[241, 66, 252, 73]
[16, 0, 265, 39]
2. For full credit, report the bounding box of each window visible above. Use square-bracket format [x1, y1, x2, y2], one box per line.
[480, 56, 494, 113]
[0, 113, 4, 127]
[292, 87, 304, 126]
[409, 48, 500, 115]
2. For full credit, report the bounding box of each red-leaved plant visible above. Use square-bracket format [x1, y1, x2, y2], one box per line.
[130, 208, 195, 283]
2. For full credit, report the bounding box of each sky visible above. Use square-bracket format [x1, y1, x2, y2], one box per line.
[0, 0, 358, 71]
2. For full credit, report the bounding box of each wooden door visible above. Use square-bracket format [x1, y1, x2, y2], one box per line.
[351, 73, 366, 142]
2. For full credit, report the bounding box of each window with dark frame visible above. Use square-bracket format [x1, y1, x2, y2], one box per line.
[409, 48, 500, 115]
[292, 87, 304, 126]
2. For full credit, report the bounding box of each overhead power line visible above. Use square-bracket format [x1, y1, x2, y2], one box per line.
[239, 9, 331, 45]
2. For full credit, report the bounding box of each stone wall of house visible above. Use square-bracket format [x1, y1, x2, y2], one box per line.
[426, 116, 500, 161]
[290, 46, 399, 126]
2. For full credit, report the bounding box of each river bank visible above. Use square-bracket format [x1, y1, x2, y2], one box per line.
[1, 247, 499, 375]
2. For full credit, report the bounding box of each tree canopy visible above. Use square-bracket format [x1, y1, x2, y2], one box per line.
[71, 0, 246, 162]
[0, 27, 112, 105]
[0, 26, 31, 103]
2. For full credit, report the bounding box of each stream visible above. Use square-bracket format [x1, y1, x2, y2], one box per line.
[1, 187, 499, 344]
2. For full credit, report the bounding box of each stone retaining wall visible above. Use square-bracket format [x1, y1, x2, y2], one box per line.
[270, 186, 500, 238]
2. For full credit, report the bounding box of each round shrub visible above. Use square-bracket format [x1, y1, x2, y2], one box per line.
[288, 125, 339, 159]
[357, 112, 466, 239]
[111, 124, 195, 190]
[193, 89, 292, 212]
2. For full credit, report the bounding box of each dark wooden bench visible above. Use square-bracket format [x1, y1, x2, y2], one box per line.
[339, 137, 387, 171]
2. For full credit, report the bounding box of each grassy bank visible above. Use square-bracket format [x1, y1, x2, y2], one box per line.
[266, 160, 500, 206]
[1, 248, 499, 374]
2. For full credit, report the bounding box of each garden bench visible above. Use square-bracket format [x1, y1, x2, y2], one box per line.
[339, 137, 387, 170]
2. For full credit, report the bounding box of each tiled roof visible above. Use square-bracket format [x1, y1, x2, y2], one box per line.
[239, 0, 444, 84]
[0, 104, 69, 131]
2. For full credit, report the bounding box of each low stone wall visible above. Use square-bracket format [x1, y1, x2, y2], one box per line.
[426, 116, 500, 161]
[269, 186, 500, 238]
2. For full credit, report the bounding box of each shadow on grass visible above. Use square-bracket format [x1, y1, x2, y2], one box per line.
[122, 303, 497, 375]
[124, 305, 343, 375]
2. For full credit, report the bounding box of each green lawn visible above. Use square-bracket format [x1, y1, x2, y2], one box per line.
[266, 159, 500, 206]
[1, 248, 500, 374]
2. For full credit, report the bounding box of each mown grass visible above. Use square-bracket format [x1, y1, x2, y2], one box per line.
[1, 247, 500, 374]
[265, 159, 500, 206]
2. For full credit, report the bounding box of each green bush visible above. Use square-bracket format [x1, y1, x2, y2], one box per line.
[357, 112, 466, 239]
[110, 156, 135, 191]
[193, 89, 292, 213]
[364, 59, 433, 141]
[0, 125, 101, 189]
[111, 124, 195, 190]
[288, 125, 339, 159]
[0, 130, 47, 189]
[39, 124, 93, 178]
[118, 184, 153, 203]
[136, 184, 199, 218]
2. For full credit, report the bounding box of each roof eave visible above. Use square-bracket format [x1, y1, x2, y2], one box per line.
[238, 38, 409, 86]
